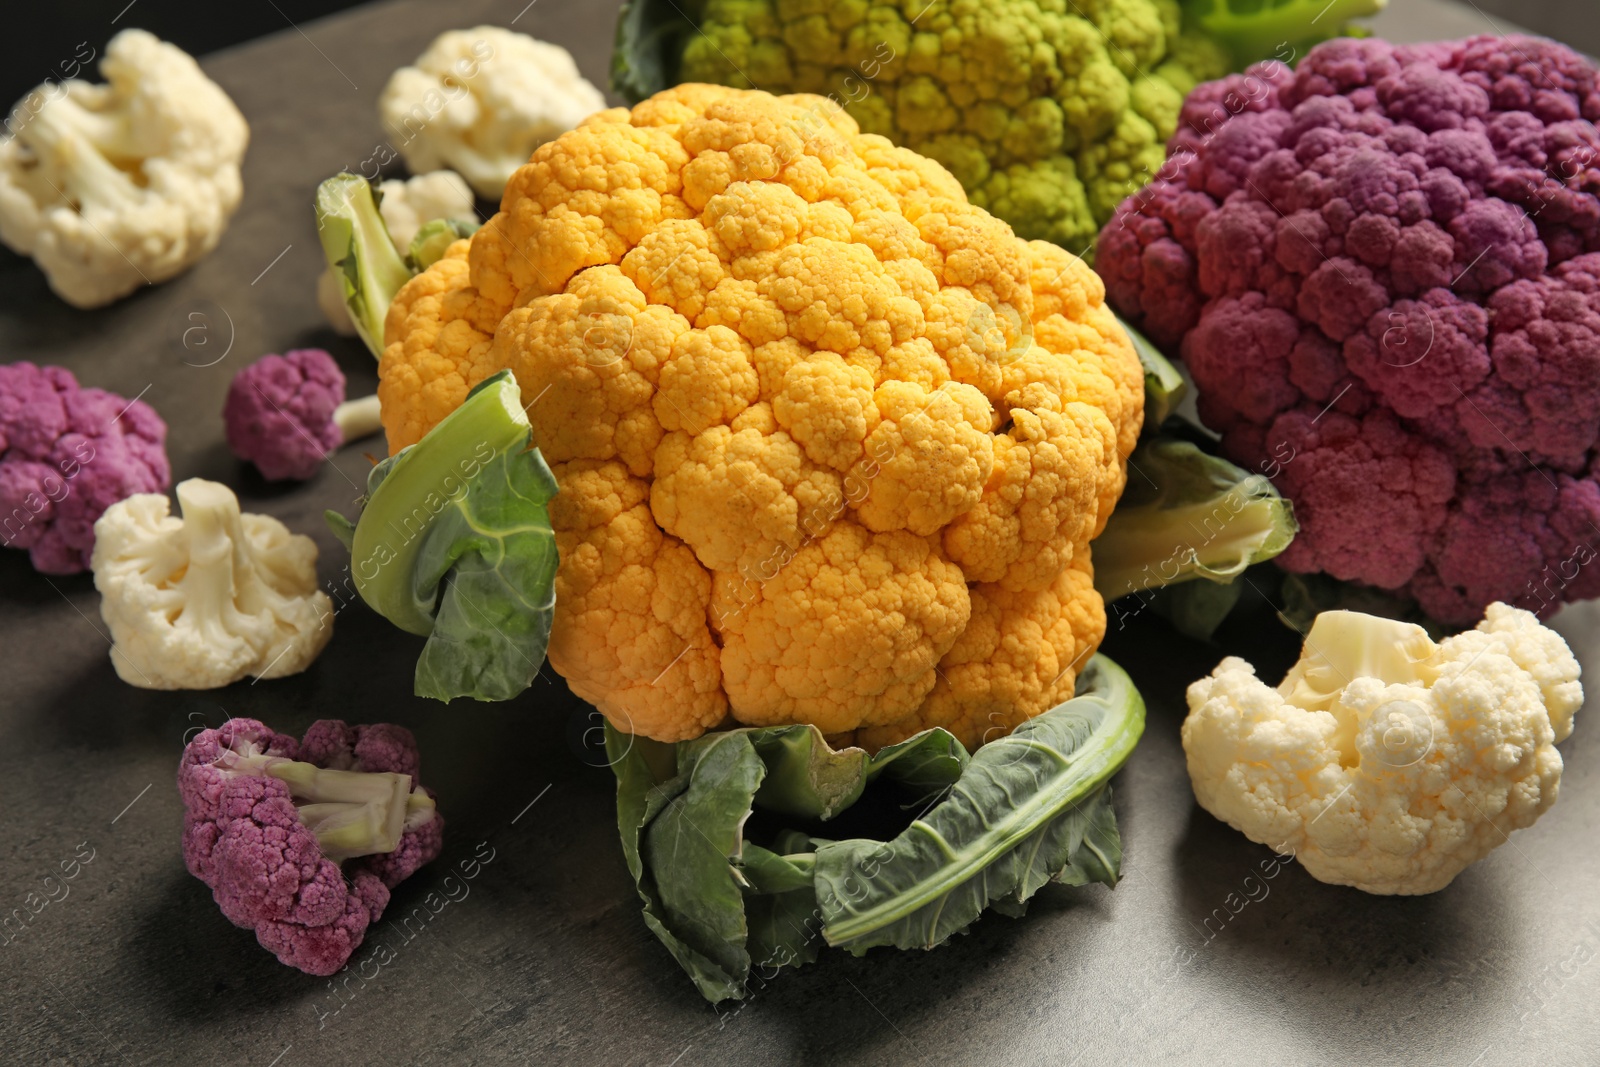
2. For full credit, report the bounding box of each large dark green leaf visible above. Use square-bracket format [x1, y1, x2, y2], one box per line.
[813, 657, 1143, 952]
[607, 655, 1145, 1002]
[611, 0, 701, 103]
[608, 729, 750, 1002]
[644, 733, 767, 989]
[863, 728, 969, 798]
[737, 842, 821, 971]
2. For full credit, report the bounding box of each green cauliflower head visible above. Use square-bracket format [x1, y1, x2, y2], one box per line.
[675, 0, 1231, 255]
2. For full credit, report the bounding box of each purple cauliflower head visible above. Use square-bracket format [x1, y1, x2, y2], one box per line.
[0, 362, 169, 573]
[179, 717, 443, 976]
[1099, 35, 1600, 624]
[223, 349, 381, 481]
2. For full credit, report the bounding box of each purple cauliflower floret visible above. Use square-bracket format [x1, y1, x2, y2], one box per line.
[0, 362, 169, 573]
[300, 719, 421, 780]
[222, 349, 381, 481]
[1099, 35, 1600, 624]
[179, 717, 443, 976]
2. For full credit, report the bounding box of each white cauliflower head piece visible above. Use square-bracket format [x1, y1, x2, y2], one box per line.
[92, 478, 333, 689]
[376, 169, 475, 248]
[379, 26, 605, 199]
[0, 29, 248, 308]
[1182, 604, 1581, 895]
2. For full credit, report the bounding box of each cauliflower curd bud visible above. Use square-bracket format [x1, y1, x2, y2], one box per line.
[378, 85, 1143, 747]
[1183, 603, 1582, 895]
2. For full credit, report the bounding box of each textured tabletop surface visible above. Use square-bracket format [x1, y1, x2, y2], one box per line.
[1, 1, 1597, 1064]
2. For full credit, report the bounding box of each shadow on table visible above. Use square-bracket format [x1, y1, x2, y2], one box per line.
[123, 865, 316, 1023]
[1170, 804, 1516, 1050]
[683, 882, 1118, 1064]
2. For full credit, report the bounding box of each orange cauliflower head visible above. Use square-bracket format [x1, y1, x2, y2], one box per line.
[378, 85, 1142, 748]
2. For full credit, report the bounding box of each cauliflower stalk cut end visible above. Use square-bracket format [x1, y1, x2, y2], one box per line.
[1183, 603, 1582, 894]
[1279, 611, 1439, 714]
[91, 478, 333, 689]
[0, 29, 248, 308]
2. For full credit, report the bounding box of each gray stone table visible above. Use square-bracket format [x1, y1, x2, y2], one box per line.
[1, 1, 1595, 1064]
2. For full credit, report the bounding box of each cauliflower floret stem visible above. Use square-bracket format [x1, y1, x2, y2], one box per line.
[1279, 610, 1439, 713]
[218, 747, 429, 861]
[20, 96, 147, 212]
[175, 479, 286, 626]
[333, 393, 383, 442]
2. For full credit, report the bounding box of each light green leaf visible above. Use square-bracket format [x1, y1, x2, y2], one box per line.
[1189, 0, 1387, 69]
[408, 217, 478, 272]
[1092, 434, 1296, 605]
[325, 508, 356, 553]
[1116, 313, 1188, 431]
[315, 173, 413, 360]
[327, 371, 559, 702]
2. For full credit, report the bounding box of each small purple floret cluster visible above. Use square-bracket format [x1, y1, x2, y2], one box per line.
[223, 348, 346, 481]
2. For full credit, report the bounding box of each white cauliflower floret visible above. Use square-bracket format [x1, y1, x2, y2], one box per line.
[379, 26, 605, 199]
[0, 29, 248, 308]
[1183, 604, 1581, 895]
[376, 169, 475, 248]
[92, 478, 332, 689]
[317, 169, 476, 335]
